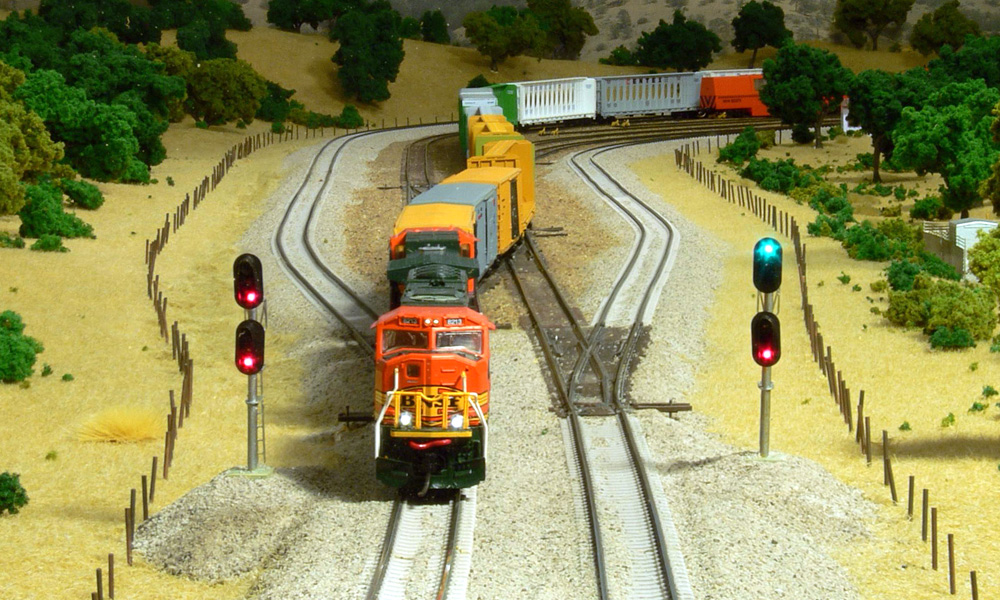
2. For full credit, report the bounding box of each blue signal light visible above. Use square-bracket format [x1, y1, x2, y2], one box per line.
[753, 237, 782, 293]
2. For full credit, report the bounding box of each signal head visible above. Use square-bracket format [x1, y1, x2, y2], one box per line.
[233, 253, 264, 309]
[753, 237, 782, 294]
[235, 319, 265, 375]
[751, 311, 781, 367]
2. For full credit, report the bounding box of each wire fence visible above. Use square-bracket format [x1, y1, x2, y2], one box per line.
[676, 140, 980, 599]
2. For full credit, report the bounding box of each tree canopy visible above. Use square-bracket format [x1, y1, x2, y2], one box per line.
[833, 0, 914, 50]
[909, 0, 979, 56]
[893, 79, 1000, 218]
[185, 58, 268, 125]
[634, 11, 721, 72]
[268, 0, 363, 33]
[731, 1, 792, 68]
[760, 42, 853, 147]
[420, 9, 450, 44]
[463, 6, 544, 72]
[527, 0, 598, 60]
[332, 2, 405, 102]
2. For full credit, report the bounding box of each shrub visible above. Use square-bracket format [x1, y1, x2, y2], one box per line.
[983, 385, 998, 398]
[970, 401, 988, 412]
[941, 412, 957, 426]
[808, 213, 848, 238]
[871, 280, 888, 292]
[0, 472, 28, 515]
[466, 74, 492, 88]
[893, 186, 907, 201]
[918, 251, 960, 280]
[837, 271, 851, 284]
[840, 219, 919, 261]
[271, 121, 285, 134]
[885, 275, 996, 341]
[887, 260, 922, 291]
[77, 407, 160, 442]
[0, 233, 24, 248]
[910, 195, 953, 220]
[61, 373, 74, 381]
[0, 311, 44, 382]
[899, 421, 911, 431]
[30, 235, 68, 252]
[880, 204, 902, 217]
[335, 104, 363, 129]
[718, 126, 761, 166]
[59, 179, 104, 210]
[18, 181, 94, 239]
[825, 125, 844, 139]
[741, 158, 818, 194]
[791, 122, 815, 144]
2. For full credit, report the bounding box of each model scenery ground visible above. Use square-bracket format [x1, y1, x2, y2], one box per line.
[0, 23, 998, 600]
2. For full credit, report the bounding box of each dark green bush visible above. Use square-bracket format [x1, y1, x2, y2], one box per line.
[840, 219, 919, 261]
[809, 186, 852, 216]
[887, 260, 922, 290]
[791, 123, 815, 144]
[256, 81, 301, 123]
[718, 126, 761, 166]
[929, 327, 976, 349]
[466, 74, 492, 88]
[120, 158, 151, 184]
[18, 181, 94, 239]
[288, 107, 337, 129]
[0, 472, 28, 515]
[910, 195, 953, 220]
[59, 178, 104, 210]
[335, 104, 363, 129]
[741, 158, 818, 194]
[30, 235, 67, 252]
[808, 213, 849, 238]
[270, 121, 285, 134]
[917, 251, 960, 280]
[0, 310, 44, 383]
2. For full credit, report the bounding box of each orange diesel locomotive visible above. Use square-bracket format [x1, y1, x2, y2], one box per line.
[373, 116, 534, 492]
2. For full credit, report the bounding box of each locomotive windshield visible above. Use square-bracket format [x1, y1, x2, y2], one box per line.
[435, 330, 483, 354]
[382, 329, 428, 353]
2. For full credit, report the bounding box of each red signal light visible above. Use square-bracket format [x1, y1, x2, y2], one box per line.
[751, 312, 781, 367]
[235, 320, 265, 375]
[233, 254, 263, 310]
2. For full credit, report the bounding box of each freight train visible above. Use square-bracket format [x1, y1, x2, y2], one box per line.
[458, 68, 768, 155]
[373, 114, 535, 493]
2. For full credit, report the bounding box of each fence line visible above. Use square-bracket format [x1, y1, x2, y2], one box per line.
[676, 141, 979, 598]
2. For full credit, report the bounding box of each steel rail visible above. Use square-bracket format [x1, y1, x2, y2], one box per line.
[505, 257, 610, 600]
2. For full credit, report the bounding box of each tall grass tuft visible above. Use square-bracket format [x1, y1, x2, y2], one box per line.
[78, 408, 160, 443]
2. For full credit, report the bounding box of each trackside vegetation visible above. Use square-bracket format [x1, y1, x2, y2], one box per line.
[0, 472, 28, 515]
[0, 310, 43, 383]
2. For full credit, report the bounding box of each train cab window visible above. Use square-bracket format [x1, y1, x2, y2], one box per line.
[382, 329, 428, 353]
[435, 330, 483, 354]
[406, 363, 420, 378]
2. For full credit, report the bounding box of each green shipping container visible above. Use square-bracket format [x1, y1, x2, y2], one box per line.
[490, 83, 519, 127]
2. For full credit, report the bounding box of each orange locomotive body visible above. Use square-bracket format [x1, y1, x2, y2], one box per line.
[373, 114, 534, 492]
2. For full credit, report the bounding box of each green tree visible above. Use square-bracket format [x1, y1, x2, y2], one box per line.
[463, 6, 544, 72]
[332, 4, 404, 102]
[909, 1, 979, 56]
[420, 9, 450, 44]
[731, 0, 792, 68]
[0, 472, 29, 514]
[846, 69, 905, 182]
[760, 42, 853, 148]
[185, 59, 267, 125]
[0, 311, 43, 384]
[634, 11, 721, 72]
[834, 0, 914, 50]
[0, 10, 66, 72]
[894, 79, 999, 218]
[177, 17, 237, 60]
[0, 99, 64, 214]
[527, 0, 598, 60]
[38, 0, 160, 45]
[16, 70, 142, 181]
[925, 36, 1000, 88]
[968, 228, 1000, 298]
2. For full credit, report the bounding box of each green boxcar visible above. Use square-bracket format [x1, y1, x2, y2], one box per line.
[489, 83, 519, 126]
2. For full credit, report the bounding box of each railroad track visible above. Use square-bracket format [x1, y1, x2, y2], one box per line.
[508, 136, 699, 599]
[401, 132, 453, 202]
[366, 489, 477, 600]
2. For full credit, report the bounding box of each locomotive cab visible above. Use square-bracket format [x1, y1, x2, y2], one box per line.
[373, 306, 494, 492]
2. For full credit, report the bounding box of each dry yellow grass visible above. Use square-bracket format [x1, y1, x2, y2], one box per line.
[77, 407, 161, 443]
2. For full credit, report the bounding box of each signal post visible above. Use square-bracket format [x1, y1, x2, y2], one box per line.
[752, 238, 782, 458]
[233, 254, 266, 471]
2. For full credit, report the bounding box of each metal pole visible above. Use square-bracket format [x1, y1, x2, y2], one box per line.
[759, 291, 775, 458]
[246, 306, 259, 471]
[247, 372, 258, 470]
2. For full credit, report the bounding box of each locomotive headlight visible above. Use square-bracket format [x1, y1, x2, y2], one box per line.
[449, 413, 464, 430]
[399, 411, 414, 427]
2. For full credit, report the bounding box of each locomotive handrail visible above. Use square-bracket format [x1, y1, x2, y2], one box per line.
[464, 371, 488, 461]
[373, 368, 400, 458]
